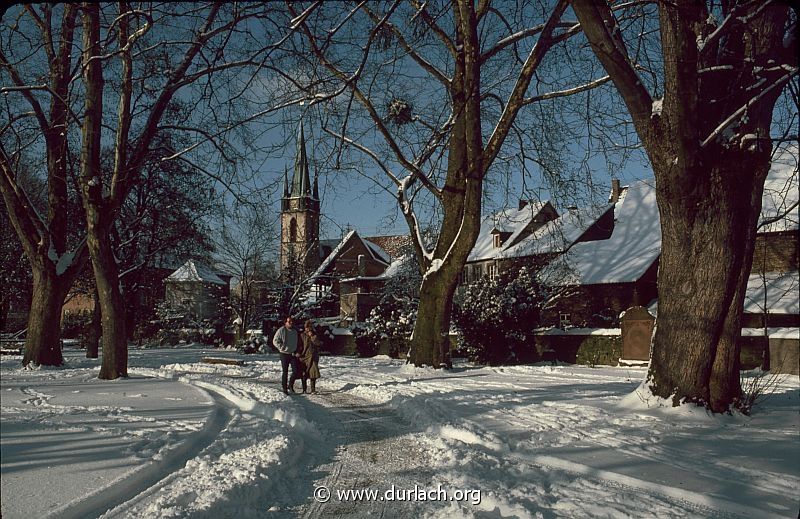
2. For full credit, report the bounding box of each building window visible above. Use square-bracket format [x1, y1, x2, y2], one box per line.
[289, 218, 297, 242]
[487, 263, 498, 280]
[493, 234, 501, 248]
[559, 313, 571, 329]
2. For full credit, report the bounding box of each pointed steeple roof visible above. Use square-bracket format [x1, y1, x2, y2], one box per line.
[290, 121, 311, 198]
[283, 166, 289, 197]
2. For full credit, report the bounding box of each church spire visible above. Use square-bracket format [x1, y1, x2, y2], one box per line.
[291, 121, 311, 197]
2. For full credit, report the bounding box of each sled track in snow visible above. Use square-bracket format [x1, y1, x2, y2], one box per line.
[52, 388, 234, 519]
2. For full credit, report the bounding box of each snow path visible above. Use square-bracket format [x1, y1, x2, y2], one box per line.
[290, 391, 437, 518]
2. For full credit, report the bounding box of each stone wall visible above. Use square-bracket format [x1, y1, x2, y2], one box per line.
[770, 338, 799, 375]
[751, 231, 799, 273]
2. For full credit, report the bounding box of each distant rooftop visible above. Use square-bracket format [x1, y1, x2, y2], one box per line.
[166, 259, 227, 285]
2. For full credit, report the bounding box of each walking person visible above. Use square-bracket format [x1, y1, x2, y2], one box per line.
[299, 319, 322, 394]
[273, 316, 299, 394]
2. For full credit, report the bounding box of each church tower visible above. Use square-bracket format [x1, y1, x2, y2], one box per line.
[280, 122, 320, 283]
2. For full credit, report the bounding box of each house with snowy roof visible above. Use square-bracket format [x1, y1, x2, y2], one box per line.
[460, 189, 619, 288]
[546, 145, 798, 335]
[306, 230, 393, 317]
[462, 200, 557, 283]
[539, 179, 661, 328]
[164, 259, 231, 321]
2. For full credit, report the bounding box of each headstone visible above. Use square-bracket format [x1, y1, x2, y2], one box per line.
[770, 337, 799, 375]
[621, 306, 655, 361]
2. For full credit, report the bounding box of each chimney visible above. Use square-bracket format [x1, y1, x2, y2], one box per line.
[610, 179, 621, 203]
[518, 199, 528, 210]
[357, 254, 366, 277]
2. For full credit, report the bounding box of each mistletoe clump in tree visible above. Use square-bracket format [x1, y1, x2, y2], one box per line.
[454, 267, 548, 365]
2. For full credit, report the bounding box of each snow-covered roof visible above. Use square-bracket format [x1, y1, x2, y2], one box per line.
[543, 179, 661, 286]
[468, 202, 547, 262]
[759, 144, 799, 233]
[743, 270, 799, 315]
[741, 327, 800, 339]
[166, 260, 227, 285]
[646, 271, 799, 318]
[364, 238, 391, 264]
[311, 231, 357, 280]
[311, 230, 391, 281]
[380, 254, 411, 279]
[502, 204, 612, 258]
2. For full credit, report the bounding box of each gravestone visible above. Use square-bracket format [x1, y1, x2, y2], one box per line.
[621, 306, 655, 361]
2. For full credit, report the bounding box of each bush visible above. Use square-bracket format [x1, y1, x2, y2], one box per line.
[238, 333, 268, 354]
[61, 310, 92, 339]
[354, 333, 379, 358]
[575, 336, 622, 367]
[352, 295, 417, 358]
[453, 267, 549, 365]
[153, 300, 222, 346]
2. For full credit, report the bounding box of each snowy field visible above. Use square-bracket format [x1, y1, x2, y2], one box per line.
[1, 346, 798, 519]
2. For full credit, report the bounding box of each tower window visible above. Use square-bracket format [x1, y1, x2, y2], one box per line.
[289, 218, 297, 242]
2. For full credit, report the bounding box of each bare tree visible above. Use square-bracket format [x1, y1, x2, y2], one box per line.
[1, 5, 89, 366]
[571, 0, 797, 411]
[2, 3, 299, 378]
[285, 0, 612, 367]
[215, 205, 276, 333]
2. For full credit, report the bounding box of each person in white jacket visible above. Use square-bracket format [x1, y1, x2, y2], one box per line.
[273, 316, 299, 394]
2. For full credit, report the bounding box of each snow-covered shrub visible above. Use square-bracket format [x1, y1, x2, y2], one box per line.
[352, 295, 417, 358]
[453, 267, 548, 365]
[153, 301, 220, 346]
[241, 334, 265, 354]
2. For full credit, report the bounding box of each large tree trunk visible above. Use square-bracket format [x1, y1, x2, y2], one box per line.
[409, 1, 484, 368]
[649, 148, 769, 411]
[571, 0, 792, 412]
[89, 228, 128, 378]
[411, 270, 458, 368]
[23, 269, 69, 366]
[80, 2, 127, 379]
[86, 287, 101, 358]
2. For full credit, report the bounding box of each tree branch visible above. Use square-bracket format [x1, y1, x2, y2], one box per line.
[483, 0, 570, 173]
[570, 0, 655, 143]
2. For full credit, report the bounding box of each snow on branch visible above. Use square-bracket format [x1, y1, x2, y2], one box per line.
[697, 1, 775, 55]
[700, 68, 798, 148]
[522, 75, 611, 105]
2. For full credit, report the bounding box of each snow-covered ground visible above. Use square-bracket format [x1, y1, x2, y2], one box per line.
[1, 346, 798, 518]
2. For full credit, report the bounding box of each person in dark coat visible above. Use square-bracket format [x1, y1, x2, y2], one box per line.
[298, 319, 322, 394]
